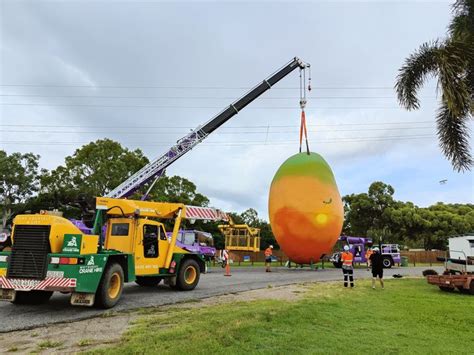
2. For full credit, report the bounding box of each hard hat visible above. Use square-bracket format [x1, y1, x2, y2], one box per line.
[343, 245, 350, 251]
[373, 247, 380, 252]
[270, 245, 274, 249]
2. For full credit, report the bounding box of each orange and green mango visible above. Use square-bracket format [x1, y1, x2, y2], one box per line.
[268, 152, 343, 264]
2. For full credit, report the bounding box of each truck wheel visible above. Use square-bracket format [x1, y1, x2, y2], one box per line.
[176, 259, 200, 291]
[13, 291, 53, 304]
[382, 257, 393, 268]
[457, 286, 470, 294]
[95, 263, 124, 309]
[135, 276, 162, 287]
[439, 286, 454, 292]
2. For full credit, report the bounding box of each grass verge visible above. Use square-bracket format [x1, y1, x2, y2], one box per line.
[91, 279, 473, 354]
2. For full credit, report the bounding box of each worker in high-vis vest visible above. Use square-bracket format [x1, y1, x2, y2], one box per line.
[341, 245, 355, 288]
[264, 245, 273, 272]
[365, 247, 374, 270]
[222, 248, 231, 276]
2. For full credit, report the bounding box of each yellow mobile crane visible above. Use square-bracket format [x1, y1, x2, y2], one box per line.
[0, 57, 310, 308]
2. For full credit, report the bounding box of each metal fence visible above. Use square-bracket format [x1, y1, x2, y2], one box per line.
[215, 249, 446, 267]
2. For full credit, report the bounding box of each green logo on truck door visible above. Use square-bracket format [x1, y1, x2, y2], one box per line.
[62, 234, 82, 254]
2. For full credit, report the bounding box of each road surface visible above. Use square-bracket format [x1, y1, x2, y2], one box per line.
[0, 266, 440, 332]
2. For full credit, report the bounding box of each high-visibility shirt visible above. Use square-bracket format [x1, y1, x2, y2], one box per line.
[365, 250, 373, 259]
[341, 251, 354, 267]
[264, 248, 273, 257]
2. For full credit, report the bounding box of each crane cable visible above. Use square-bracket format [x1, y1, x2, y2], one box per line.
[299, 66, 311, 154]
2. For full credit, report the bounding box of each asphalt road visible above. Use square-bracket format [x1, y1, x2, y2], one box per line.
[0, 266, 441, 333]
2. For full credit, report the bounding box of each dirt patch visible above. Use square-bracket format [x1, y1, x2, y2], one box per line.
[0, 283, 312, 354]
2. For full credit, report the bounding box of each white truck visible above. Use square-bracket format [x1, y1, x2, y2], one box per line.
[427, 234, 474, 294]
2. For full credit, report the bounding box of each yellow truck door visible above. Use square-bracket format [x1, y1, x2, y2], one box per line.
[134, 221, 169, 276]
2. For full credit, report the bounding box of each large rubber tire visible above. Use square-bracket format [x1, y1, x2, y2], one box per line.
[382, 257, 393, 269]
[135, 276, 162, 287]
[95, 263, 124, 309]
[176, 259, 200, 291]
[12, 290, 53, 305]
[457, 286, 470, 294]
[439, 286, 455, 292]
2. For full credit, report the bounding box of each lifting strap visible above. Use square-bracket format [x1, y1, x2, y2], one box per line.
[299, 110, 310, 154]
[298, 67, 311, 155]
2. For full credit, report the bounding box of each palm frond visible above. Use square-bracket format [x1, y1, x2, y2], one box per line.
[395, 41, 441, 110]
[448, 0, 474, 39]
[436, 40, 472, 117]
[436, 101, 473, 171]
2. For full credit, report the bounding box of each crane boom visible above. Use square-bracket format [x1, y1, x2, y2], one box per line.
[106, 57, 309, 199]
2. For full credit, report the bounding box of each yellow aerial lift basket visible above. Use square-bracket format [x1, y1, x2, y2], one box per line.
[218, 217, 261, 252]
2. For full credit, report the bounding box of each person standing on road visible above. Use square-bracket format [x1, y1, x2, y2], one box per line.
[265, 245, 273, 272]
[369, 247, 384, 289]
[341, 245, 354, 288]
[222, 249, 229, 267]
[365, 247, 374, 271]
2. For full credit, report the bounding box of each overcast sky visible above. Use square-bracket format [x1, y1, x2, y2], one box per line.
[1, 0, 472, 219]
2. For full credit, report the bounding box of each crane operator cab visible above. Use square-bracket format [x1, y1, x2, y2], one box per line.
[105, 218, 173, 276]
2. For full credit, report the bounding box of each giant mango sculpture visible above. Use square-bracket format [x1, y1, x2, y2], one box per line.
[268, 152, 343, 264]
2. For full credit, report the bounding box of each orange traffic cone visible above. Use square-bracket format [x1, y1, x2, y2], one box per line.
[224, 261, 231, 276]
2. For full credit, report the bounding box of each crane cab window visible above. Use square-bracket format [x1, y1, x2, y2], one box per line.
[143, 225, 159, 258]
[160, 226, 167, 241]
[183, 232, 196, 245]
[111, 223, 129, 236]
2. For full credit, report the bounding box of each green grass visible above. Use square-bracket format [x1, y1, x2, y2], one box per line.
[37, 340, 62, 349]
[92, 279, 473, 355]
[77, 339, 94, 347]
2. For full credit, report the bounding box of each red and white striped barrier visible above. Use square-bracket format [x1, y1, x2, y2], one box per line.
[185, 206, 228, 221]
[0, 276, 76, 291]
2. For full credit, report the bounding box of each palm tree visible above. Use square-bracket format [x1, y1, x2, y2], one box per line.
[396, 0, 473, 172]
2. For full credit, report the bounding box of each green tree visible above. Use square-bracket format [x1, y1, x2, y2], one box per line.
[39, 139, 149, 210]
[239, 208, 278, 250]
[396, 0, 473, 171]
[343, 181, 395, 239]
[0, 151, 41, 228]
[148, 175, 209, 207]
[240, 208, 259, 226]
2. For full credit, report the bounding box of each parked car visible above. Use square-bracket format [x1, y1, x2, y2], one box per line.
[330, 236, 401, 268]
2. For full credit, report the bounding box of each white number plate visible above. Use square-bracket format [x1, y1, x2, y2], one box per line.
[71, 293, 95, 307]
[46, 271, 64, 278]
[10, 279, 40, 290]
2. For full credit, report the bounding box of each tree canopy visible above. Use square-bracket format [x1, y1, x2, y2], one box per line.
[343, 182, 474, 249]
[0, 151, 41, 228]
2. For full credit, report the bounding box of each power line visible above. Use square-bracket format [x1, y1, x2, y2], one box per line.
[0, 103, 408, 109]
[0, 84, 409, 90]
[0, 126, 435, 135]
[0, 94, 437, 100]
[0, 120, 434, 128]
[0, 134, 436, 146]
